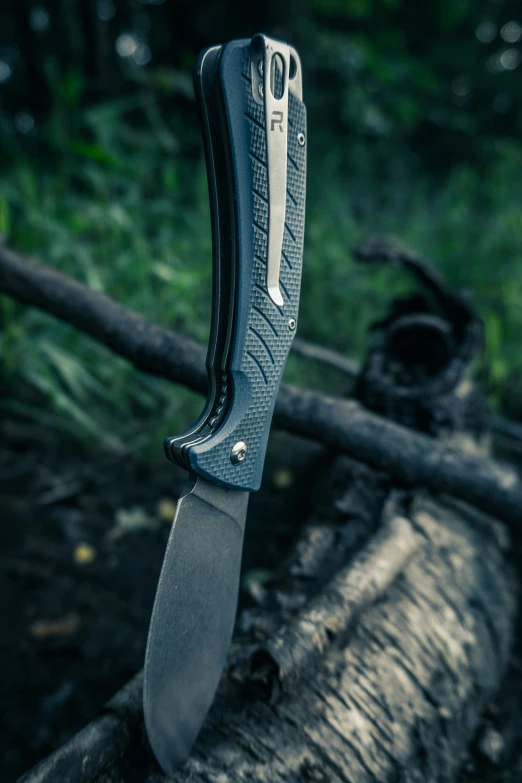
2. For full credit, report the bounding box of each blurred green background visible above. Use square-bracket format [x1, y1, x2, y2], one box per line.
[1, 0, 522, 460]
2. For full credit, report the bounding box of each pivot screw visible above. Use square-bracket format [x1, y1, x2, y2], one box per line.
[297, 132, 305, 146]
[288, 318, 296, 330]
[231, 441, 247, 465]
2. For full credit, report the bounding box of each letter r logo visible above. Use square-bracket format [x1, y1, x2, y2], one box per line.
[271, 111, 284, 132]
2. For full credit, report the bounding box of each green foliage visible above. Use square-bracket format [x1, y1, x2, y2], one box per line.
[300, 141, 522, 416]
[2, 0, 522, 458]
[301, 0, 522, 162]
[0, 97, 210, 460]
[2, 93, 522, 457]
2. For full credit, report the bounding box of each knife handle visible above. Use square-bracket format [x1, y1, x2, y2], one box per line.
[166, 35, 306, 492]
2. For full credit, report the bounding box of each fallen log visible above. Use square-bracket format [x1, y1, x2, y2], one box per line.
[1, 244, 522, 527]
[18, 452, 517, 782]
[251, 508, 420, 697]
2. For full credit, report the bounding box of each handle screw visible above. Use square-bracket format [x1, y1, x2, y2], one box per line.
[258, 83, 264, 98]
[258, 60, 264, 76]
[297, 132, 305, 146]
[231, 441, 247, 465]
[288, 318, 296, 330]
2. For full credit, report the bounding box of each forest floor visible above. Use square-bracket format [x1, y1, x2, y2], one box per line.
[0, 412, 323, 780]
[1, 411, 522, 782]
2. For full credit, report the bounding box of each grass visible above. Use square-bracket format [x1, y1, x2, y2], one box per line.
[1, 95, 522, 463]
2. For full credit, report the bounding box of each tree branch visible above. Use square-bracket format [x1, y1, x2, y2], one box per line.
[292, 335, 522, 448]
[1, 243, 522, 526]
[291, 337, 360, 377]
[0, 243, 208, 394]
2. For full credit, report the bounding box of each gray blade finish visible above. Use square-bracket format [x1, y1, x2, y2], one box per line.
[143, 475, 249, 774]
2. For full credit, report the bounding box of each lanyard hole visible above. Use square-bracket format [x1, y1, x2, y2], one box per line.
[270, 53, 285, 100]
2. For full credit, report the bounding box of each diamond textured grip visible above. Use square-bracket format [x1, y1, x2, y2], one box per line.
[186, 39, 306, 492]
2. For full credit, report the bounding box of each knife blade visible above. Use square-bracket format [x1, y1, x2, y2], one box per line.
[144, 33, 307, 774]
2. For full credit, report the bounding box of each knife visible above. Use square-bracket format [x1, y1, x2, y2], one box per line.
[143, 33, 306, 774]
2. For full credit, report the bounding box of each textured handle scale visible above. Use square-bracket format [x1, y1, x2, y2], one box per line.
[187, 40, 306, 492]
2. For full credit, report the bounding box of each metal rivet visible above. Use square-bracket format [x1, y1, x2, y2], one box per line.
[297, 132, 305, 146]
[288, 318, 296, 330]
[258, 83, 264, 98]
[231, 441, 247, 465]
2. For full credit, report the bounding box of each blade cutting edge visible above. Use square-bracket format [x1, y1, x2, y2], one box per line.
[143, 475, 249, 773]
